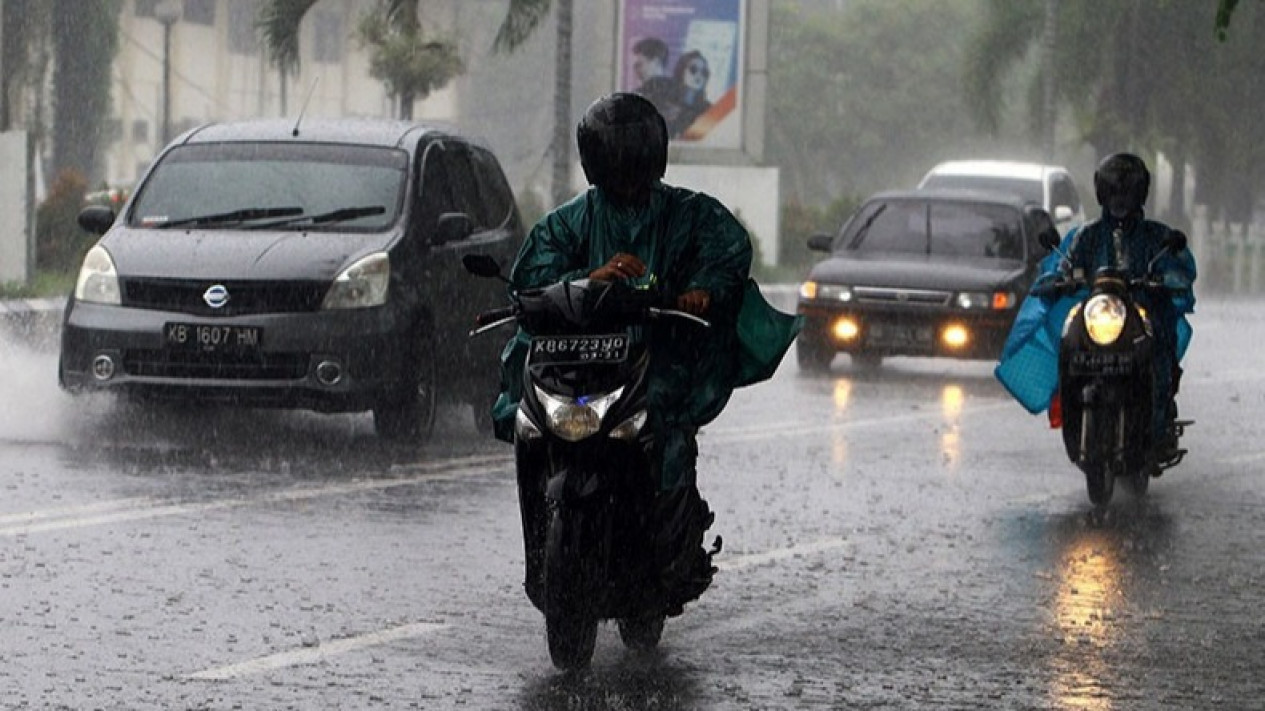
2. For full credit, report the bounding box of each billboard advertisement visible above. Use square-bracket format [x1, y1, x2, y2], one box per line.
[618, 0, 745, 149]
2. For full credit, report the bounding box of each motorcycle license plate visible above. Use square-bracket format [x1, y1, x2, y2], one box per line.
[531, 334, 628, 365]
[165, 322, 262, 352]
[1069, 351, 1133, 376]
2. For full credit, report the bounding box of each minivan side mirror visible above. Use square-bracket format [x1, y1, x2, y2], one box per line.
[807, 233, 834, 252]
[1038, 228, 1061, 252]
[433, 212, 474, 246]
[78, 205, 116, 235]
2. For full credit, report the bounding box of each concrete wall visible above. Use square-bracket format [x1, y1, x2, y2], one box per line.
[0, 131, 30, 284]
[665, 164, 780, 267]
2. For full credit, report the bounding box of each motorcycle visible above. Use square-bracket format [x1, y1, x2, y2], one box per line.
[1035, 230, 1192, 505]
[463, 254, 717, 670]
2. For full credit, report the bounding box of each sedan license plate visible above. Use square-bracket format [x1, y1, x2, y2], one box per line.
[531, 334, 628, 365]
[165, 322, 262, 351]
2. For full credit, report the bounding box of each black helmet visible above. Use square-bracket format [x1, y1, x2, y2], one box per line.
[1094, 153, 1150, 219]
[577, 93, 668, 199]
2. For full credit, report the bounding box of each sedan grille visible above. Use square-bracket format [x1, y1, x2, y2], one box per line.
[123, 349, 308, 380]
[122, 279, 328, 316]
[853, 286, 951, 307]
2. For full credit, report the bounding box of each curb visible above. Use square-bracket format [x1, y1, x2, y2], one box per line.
[0, 297, 65, 316]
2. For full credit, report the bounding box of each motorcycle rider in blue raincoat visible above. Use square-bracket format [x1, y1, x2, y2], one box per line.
[995, 153, 1196, 459]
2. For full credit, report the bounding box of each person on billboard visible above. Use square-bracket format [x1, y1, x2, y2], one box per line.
[669, 50, 712, 138]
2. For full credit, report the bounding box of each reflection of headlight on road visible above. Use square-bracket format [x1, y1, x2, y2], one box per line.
[1084, 294, 1127, 345]
[533, 385, 624, 442]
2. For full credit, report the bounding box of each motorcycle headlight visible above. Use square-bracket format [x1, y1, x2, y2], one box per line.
[74, 245, 121, 305]
[533, 385, 624, 442]
[322, 252, 389, 309]
[1084, 294, 1127, 345]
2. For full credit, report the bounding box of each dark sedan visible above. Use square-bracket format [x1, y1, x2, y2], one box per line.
[59, 118, 524, 441]
[796, 189, 1058, 370]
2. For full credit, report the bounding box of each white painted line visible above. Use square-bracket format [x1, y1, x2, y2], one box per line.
[187, 621, 449, 681]
[0, 458, 513, 537]
[708, 400, 1013, 444]
[0, 496, 158, 526]
[716, 537, 851, 571]
[1215, 451, 1265, 465]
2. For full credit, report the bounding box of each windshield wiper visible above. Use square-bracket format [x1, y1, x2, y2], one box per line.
[247, 205, 387, 230]
[155, 206, 304, 229]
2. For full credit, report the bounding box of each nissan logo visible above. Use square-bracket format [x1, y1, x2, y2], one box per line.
[203, 284, 230, 309]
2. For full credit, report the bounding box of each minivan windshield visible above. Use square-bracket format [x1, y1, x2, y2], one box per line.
[920, 175, 1044, 206]
[129, 142, 408, 231]
[840, 199, 1024, 261]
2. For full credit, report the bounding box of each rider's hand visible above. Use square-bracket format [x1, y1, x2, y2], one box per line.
[677, 289, 710, 316]
[589, 253, 646, 282]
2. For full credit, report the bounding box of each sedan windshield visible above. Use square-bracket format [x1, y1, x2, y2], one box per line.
[129, 142, 408, 231]
[841, 199, 1024, 260]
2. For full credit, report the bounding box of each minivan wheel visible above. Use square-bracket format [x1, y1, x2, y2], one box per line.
[373, 336, 438, 442]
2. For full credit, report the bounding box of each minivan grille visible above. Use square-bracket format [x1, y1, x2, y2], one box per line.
[853, 286, 951, 307]
[123, 349, 308, 380]
[122, 279, 327, 316]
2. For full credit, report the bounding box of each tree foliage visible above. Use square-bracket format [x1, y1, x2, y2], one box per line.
[767, 0, 987, 206]
[968, 0, 1265, 222]
[51, 0, 121, 183]
[355, 9, 462, 120]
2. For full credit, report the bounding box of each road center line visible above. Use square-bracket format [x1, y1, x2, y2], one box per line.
[186, 621, 449, 681]
[717, 537, 851, 571]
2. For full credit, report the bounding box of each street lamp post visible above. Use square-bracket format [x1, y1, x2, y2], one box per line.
[154, 0, 181, 146]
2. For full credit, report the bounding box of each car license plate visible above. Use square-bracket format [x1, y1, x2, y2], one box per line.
[868, 323, 930, 345]
[531, 334, 628, 365]
[165, 322, 263, 351]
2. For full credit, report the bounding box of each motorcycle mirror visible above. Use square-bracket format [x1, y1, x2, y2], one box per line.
[1164, 230, 1188, 253]
[462, 254, 503, 279]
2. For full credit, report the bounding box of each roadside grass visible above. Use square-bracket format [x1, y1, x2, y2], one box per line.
[0, 271, 75, 300]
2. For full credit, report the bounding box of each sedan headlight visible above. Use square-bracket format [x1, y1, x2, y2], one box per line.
[956, 291, 1016, 310]
[800, 281, 853, 302]
[1084, 293, 1127, 345]
[322, 252, 389, 309]
[533, 385, 624, 442]
[74, 245, 121, 305]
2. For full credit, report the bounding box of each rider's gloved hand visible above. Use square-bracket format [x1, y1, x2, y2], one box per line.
[590, 252, 646, 282]
[677, 289, 710, 316]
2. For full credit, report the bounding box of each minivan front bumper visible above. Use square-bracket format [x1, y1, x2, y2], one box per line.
[59, 299, 413, 412]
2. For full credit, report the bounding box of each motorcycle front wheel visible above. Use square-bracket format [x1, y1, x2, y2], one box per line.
[544, 508, 598, 670]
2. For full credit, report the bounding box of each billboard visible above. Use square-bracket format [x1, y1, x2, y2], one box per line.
[617, 0, 745, 149]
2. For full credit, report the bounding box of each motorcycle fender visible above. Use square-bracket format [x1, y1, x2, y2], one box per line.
[545, 466, 604, 503]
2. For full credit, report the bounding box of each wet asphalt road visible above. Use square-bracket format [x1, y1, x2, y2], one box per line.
[0, 298, 1263, 710]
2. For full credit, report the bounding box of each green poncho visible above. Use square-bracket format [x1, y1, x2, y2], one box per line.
[493, 183, 801, 487]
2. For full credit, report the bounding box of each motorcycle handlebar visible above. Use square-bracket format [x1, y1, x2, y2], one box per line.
[475, 306, 516, 327]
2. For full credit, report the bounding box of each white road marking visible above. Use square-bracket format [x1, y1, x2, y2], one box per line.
[717, 537, 851, 571]
[0, 455, 512, 537]
[186, 621, 449, 681]
[0, 496, 158, 526]
[708, 400, 1013, 444]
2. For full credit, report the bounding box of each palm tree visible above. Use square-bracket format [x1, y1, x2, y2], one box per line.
[260, 0, 572, 201]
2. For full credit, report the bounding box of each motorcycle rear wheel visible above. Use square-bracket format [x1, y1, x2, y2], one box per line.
[617, 614, 665, 650]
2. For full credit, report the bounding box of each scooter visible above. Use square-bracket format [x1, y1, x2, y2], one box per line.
[463, 254, 715, 670]
[1036, 230, 1192, 505]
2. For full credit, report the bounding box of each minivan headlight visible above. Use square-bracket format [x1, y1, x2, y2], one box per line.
[322, 252, 389, 309]
[74, 245, 121, 305]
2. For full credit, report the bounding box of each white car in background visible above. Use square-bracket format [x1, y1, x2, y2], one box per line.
[918, 160, 1086, 234]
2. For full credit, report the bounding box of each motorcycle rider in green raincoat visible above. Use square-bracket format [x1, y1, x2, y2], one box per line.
[491, 93, 801, 608]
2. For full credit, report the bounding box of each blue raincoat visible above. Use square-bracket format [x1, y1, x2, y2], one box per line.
[994, 216, 1196, 425]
